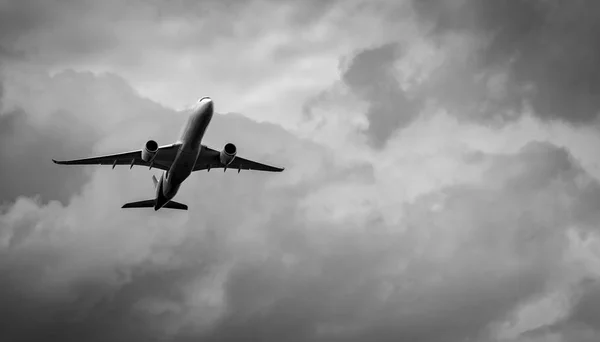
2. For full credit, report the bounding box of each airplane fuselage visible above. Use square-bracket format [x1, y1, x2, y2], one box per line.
[154, 97, 214, 210]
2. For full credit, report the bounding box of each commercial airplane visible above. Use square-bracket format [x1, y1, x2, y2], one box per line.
[52, 97, 284, 211]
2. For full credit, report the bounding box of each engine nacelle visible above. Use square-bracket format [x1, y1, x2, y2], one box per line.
[220, 143, 237, 166]
[141, 140, 159, 162]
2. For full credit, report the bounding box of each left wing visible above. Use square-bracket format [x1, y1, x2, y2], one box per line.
[52, 143, 181, 171]
[193, 146, 285, 172]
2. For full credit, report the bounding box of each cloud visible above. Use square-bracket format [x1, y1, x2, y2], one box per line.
[0, 0, 417, 129]
[339, 42, 422, 148]
[302, 0, 600, 149]
[413, 0, 600, 124]
[0, 107, 98, 204]
[1, 71, 600, 342]
[1, 0, 342, 112]
[2, 1, 600, 341]
[0, 69, 184, 205]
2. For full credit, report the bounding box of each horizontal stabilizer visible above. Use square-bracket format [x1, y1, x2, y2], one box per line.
[121, 199, 188, 210]
[121, 200, 155, 209]
[163, 201, 188, 210]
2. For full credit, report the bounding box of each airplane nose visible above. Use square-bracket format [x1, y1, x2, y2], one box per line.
[197, 97, 213, 113]
[204, 98, 213, 113]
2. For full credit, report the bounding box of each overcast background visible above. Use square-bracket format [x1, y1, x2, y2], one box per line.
[1, 0, 600, 341]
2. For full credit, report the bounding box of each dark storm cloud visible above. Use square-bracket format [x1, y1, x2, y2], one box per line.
[559, 279, 600, 338]
[304, 0, 600, 144]
[340, 43, 422, 148]
[517, 322, 600, 342]
[0, 108, 97, 204]
[199, 245, 543, 342]
[413, 0, 600, 124]
[0, 227, 219, 341]
[0, 44, 24, 61]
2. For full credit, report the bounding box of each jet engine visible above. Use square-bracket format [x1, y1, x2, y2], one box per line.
[141, 140, 159, 162]
[220, 143, 237, 166]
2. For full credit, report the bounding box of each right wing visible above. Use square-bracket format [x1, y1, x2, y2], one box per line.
[52, 143, 181, 171]
[193, 146, 285, 172]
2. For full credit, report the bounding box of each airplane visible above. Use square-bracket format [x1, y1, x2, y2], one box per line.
[52, 97, 284, 211]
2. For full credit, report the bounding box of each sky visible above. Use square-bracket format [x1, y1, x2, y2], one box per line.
[1, 0, 600, 341]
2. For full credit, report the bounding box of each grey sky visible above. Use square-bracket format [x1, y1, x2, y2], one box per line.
[1, 1, 600, 342]
[413, 0, 600, 124]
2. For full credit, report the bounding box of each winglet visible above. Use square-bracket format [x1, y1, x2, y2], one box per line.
[52, 159, 69, 165]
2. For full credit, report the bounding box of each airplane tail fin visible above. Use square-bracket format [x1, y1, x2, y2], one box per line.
[121, 199, 188, 210]
[152, 175, 158, 188]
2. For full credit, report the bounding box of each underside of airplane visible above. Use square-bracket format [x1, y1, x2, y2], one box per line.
[52, 97, 284, 211]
